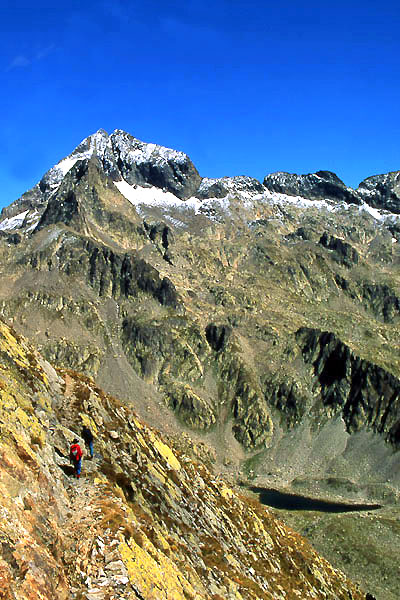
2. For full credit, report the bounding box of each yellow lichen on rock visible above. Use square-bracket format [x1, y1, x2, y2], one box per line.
[119, 537, 198, 600]
[79, 412, 98, 434]
[150, 432, 181, 471]
[0, 322, 28, 362]
[147, 461, 167, 485]
[219, 482, 234, 500]
[14, 407, 46, 448]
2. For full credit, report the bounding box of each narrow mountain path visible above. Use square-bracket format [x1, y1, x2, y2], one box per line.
[61, 455, 136, 600]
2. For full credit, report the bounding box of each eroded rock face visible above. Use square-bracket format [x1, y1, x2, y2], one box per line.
[319, 232, 359, 267]
[23, 234, 178, 308]
[205, 323, 232, 352]
[296, 327, 400, 446]
[0, 320, 365, 600]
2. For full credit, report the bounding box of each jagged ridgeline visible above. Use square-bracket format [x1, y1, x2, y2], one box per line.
[1, 128, 400, 496]
[0, 319, 366, 599]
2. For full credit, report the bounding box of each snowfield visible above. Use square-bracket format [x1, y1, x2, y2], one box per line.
[0, 210, 29, 231]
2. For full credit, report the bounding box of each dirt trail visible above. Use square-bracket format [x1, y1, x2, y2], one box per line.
[60, 450, 136, 600]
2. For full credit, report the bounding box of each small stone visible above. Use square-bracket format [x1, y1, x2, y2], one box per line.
[109, 431, 119, 439]
[105, 560, 128, 573]
[104, 549, 120, 564]
[113, 575, 129, 585]
[85, 591, 105, 600]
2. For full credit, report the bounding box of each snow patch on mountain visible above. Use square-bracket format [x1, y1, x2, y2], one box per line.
[115, 177, 400, 230]
[357, 202, 386, 221]
[24, 211, 42, 233]
[114, 179, 235, 225]
[0, 210, 29, 231]
[128, 142, 187, 166]
[111, 130, 188, 167]
[47, 151, 93, 185]
[260, 190, 337, 211]
[114, 180, 201, 210]
[43, 131, 111, 190]
[259, 190, 400, 222]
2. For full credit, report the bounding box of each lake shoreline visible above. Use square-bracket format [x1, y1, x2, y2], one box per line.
[244, 484, 382, 513]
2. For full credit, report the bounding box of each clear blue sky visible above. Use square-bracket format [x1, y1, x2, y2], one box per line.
[2, 0, 400, 209]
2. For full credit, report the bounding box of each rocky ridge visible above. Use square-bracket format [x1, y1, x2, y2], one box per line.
[0, 318, 368, 600]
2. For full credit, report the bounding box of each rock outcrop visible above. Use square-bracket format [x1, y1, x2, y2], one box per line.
[196, 176, 264, 199]
[296, 327, 400, 446]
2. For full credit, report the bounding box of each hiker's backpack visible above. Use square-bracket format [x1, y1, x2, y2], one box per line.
[70, 444, 81, 462]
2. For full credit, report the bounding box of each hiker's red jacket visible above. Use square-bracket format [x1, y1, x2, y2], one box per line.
[70, 443, 83, 462]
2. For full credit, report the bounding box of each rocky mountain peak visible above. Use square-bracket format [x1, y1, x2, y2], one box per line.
[71, 128, 110, 156]
[108, 129, 201, 199]
[263, 170, 362, 205]
[196, 175, 264, 199]
[357, 170, 400, 213]
[4, 128, 400, 239]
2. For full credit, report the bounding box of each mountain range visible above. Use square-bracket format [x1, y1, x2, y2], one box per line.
[1, 129, 400, 599]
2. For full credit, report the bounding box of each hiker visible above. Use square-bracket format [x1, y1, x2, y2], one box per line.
[81, 426, 94, 459]
[69, 439, 83, 478]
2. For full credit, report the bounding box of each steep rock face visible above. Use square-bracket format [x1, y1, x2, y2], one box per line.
[296, 327, 400, 446]
[319, 232, 359, 267]
[120, 316, 273, 447]
[358, 171, 400, 213]
[205, 323, 232, 351]
[22, 234, 178, 308]
[334, 276, 400, 323]
[121, 317, 207, 385]
[0, 319, 366, 600]
[263, 170, 362, 204]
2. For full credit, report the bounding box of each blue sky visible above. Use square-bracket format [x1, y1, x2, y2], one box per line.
[1, 0, 400, 209]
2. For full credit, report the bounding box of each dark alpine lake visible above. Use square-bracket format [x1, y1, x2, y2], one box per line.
[249, 487, 382, 513]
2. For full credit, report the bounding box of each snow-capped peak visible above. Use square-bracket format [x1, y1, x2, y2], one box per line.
[110, 130, 189, 166]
